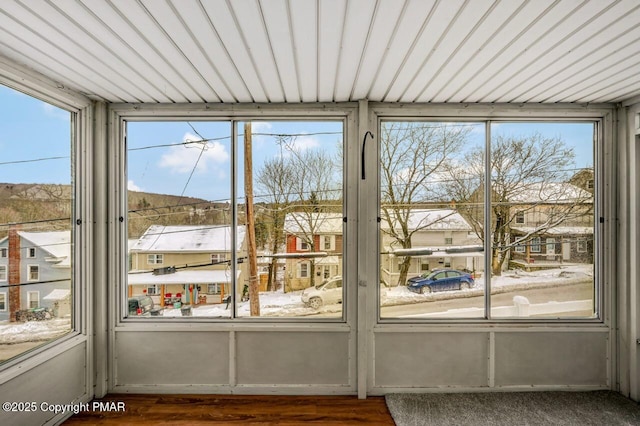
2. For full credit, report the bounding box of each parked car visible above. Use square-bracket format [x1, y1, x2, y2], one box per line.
[301, 276, 343, 309]
[128, 295, 161, 316]
[301, 277, 390, 309]
[407, 269, 475, 294]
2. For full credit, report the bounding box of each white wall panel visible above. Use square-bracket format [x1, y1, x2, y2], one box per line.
[374, 332, 489, 388]
[0, 343, 87, 426]
[494, 332, 608, 387]
[236, 331, 351, 386]
[115, 332, 229, 385]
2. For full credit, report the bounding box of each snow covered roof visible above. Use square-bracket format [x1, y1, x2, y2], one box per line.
[505, 182, 593, 204]
[20, 231, 71, 267]
[130, 225, 245, 253]
[128, 269, 238, 285]
[381, 209, 472, 232]
[283, 212, 343, 234]
[43, 289, 71, 300]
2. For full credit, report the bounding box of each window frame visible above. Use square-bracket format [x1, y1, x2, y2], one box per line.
[147, 254, 163, 265]
[0, 292, 5, 311]
[0, 247, 7, 258]
[0, 265, 6, 281]
[27, 264, 39, 281]
[372, 106, 608, 325]
[111, 104, 356, 324]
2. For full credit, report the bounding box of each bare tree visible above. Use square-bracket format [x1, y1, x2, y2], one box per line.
[444, 133, 592, 275]
[256, 153, 296, 291]
[380, 122, 471, 286]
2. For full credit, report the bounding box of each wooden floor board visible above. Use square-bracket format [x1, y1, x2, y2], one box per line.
[62, 394, 395, 425]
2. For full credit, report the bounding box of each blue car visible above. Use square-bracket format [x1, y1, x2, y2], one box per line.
[407, 269, 475, 294]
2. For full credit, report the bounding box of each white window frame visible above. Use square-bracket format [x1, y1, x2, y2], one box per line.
[0, 292, 6, 311]
[0, 247, 7, 258]
[27, 247, 36, 258]
[577, 240, 588, 253]
[146, 284, 160, 295]
[515, 211, 525, 224]
[211, 253, 228, 263]
[296, 237, 310, 251]
[207, 283, 222, 294]
[530, 237, 542, 253]
[114, 105, 354, 323]
[298, 262, 310, 278]
[27, 264, 39, 281]
[0, 265, 6, 281]
[147, 254, 163, 265]
[27, 291, 39, 309]
[321, 235, 335, 251]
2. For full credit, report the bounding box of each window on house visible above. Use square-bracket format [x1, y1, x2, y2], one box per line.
[420, 260, 430, 272]
[322, 235, 335, 251]
[146, 285, 160, 295]
[379, 120, 596, 321]
[577, 240, 588, 253]
[587, 179, 594, 189]
[444, 237, 453, 245]
[27, 291, 39, 309]
[298, 262, 309, 278]
[147, 254, 163, 265]
[207, 284, 222, 295]
[530, 237, 542, 253]
[125, 119, 344, 319]
[297, 238, 310, 251]
[28, 265, 39, 281]
[0, 84, 74, 364]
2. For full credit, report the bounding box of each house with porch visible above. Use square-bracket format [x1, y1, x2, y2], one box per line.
[128, 225, 246, 306]
[380, 209, 483, 286]
[508, 182, 594, 270]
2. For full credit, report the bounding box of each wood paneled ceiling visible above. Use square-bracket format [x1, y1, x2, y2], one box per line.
[0, 0, 638, 104]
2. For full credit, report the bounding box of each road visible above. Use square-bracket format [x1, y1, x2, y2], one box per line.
[380, 281, 593, 318]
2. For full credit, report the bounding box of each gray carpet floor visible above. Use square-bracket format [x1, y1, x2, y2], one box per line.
[385, 391, 640, 425]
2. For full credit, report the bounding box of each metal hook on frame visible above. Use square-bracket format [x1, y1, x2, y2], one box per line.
[361, 131, 374, 180]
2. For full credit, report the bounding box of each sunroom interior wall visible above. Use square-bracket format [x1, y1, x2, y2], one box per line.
[367, 103, 615, 394]
[107, 103, 359, 394]
[0, 56, 94, 426]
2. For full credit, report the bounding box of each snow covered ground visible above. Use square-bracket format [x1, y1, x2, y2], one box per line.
[0, 264, 593, 344]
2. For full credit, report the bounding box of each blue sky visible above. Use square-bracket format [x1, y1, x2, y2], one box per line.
[1, 83, 593, 201]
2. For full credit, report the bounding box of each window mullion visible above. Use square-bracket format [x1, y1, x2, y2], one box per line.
[485, 121, 492, 320]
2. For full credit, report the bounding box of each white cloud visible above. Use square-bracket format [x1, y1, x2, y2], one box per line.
[42, 103, 70, 120]
[159, 132, 230, 174]
[128, 180, 142, 191]
[290, 135, 320, 151]
[251, 122, 272, 133]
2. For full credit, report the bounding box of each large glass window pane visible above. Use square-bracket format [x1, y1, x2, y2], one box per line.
[489, 122, 595, 319]
[237, 121, 344, 318]
[379, 121, 486, 319]
[0, 85, 73, 362]
[126, 121, 233, 318]
[125, 120, 344, 319]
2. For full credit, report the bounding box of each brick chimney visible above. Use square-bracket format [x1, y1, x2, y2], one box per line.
[8, 226, 21, 322]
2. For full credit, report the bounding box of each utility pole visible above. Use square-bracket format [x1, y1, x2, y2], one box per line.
[244, 122, 260, 316]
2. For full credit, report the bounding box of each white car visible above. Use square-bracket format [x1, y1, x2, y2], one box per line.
[301, 277, 390, 309]
[301, 276, 343, 309]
